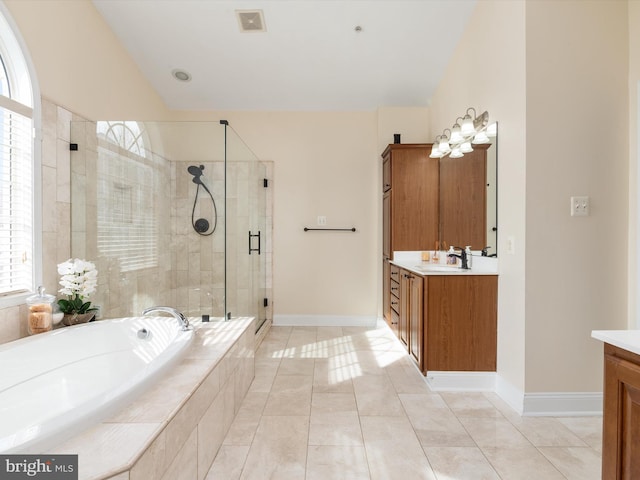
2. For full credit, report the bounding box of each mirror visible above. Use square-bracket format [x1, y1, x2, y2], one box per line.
[438, 124, 497, 256]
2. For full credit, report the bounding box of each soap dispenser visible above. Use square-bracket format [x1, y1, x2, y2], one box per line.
[465, 246, 473, 269]
[446, 246, 457, 265]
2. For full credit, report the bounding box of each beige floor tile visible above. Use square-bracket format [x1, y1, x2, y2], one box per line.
[459, 416, 532, 448]
[353, 374, 405, 416]
[306, 445, 370, 480]
[424, 446, 501, 480]
[509, 416, 588, 447]
[311, 392, 358, 414]
[538, 446, 601, 480]
[557, 417, 603, 451]
[263, 375, 312, 416]
[235, 391, 269, 419]
[360, 415, 436, 480]
[205, 445, 250, 480]
[482, 446, 566, 479]
[313, 358, 355, 393]
[277, 358, 316, 375]
[222, 415, 261, 446]
[240, 415, 309, 480]
[315, 326, 344, 341]
[309, 411, 364, 446]
[440, 392, 502, 417]
[386, 362, 432, 394]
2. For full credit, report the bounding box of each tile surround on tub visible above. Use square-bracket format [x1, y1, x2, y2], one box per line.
[51, 317, 255, 480]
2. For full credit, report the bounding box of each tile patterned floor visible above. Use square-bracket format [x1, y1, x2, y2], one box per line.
[206, 324, 602, 480]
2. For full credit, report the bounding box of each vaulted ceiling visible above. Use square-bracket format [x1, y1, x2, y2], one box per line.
[92, 0, 477, 111]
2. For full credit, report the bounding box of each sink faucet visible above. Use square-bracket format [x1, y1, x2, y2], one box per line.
[447, 247, 470, 270]
[142, 306, 190, 331]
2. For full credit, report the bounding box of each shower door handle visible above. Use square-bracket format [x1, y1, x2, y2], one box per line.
[249, 231, 261, 255]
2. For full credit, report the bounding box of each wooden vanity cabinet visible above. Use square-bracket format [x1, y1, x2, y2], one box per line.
[381, 144, 439, 255]
[424, 275, 497, 372]
[602, 343, 640, 479]
[382, 144, 438, 326]
[391, 269, 497, 375]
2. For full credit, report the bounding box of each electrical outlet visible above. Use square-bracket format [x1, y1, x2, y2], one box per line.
[570, 196, 590, 216]
[506, 236, 515, 255]
[317, 215, 327, 226]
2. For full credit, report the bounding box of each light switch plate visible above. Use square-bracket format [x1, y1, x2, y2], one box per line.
[570, 196, 590, 216]
[317, 215, 327, 226]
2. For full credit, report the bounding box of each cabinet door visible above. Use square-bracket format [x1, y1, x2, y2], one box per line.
[383, 260, 391, 323]
[409, 275, 423, 370]
[603, 351, 640, 479]
[399, 271, 410, 347]
[383, 191, 391, 259]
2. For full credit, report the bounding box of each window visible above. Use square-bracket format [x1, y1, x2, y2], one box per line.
[0, 8, 35, 303]
[96, 121, 157, 272]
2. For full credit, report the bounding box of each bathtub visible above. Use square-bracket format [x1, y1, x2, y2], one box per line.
[0, 316, 193, 454]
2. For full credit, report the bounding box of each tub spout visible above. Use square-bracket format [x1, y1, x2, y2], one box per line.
[142, 306, 190, 331]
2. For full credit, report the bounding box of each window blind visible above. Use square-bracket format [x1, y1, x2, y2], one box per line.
[0, 105, 32, 296]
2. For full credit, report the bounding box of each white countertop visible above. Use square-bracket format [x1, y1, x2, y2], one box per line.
[391, 251, 498, 276]
[592, 330, 640, 356]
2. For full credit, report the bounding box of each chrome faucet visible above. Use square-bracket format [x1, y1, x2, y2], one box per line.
[142, 306, 190, 331]
[447, 247, 470, 270]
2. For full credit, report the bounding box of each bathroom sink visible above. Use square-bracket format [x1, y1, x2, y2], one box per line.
[413, 264, 462, 273]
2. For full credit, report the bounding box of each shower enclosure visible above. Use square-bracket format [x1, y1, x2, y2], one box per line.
[69, 120, 269, 331]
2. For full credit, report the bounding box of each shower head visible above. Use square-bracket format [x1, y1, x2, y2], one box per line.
[188, 165, 205, 185]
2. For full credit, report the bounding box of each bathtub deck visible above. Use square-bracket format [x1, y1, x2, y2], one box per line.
[51, 317, 255, 480]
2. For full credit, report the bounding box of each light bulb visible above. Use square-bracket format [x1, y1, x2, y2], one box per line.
[460, 141, 473, 153]
[438, 136, 451, 154]
[450, 123, 463, 144]
[472, 131, 490, 144]
[461, 114, 476, 136]
[450, 147, 463, 158]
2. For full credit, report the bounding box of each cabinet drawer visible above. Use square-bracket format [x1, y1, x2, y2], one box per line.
[391, 309, 399, 327]
[390, 264, 400, 280]
[390, 279, 400, 299]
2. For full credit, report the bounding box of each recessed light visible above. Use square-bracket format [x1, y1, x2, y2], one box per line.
[172, 69, 192, 82]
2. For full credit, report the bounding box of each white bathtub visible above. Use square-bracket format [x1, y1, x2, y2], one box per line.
[0, 316, 193, 454]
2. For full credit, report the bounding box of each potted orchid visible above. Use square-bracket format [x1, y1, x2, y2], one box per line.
[57, 258, 98, 325]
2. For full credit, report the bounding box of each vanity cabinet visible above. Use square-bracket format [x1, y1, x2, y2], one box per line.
[382, 144, 438, 325]
[381, 144, 439, 256]
[602, 343, 640, 479]
[390, 268, 497, 375]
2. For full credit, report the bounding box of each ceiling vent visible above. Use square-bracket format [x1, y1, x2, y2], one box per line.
[236, 10, 266, 33]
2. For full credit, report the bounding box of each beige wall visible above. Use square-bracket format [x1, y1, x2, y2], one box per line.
[4, 0, 171, 120]
[431, 0, 630, 397]
[629, 1, 640, 328]
[201, 111, 380, 318]
[429, 0, 528, 393]
[524, 0, 628, 392]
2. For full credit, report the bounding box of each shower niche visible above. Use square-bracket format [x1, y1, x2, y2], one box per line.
[69, 120, 270, 330]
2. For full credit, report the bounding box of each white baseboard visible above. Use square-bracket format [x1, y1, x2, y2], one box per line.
[495, 375, 525, 415]
[425, 372, 496, 391]
[522, 392, 603, 417]
[272, 314, 377, 327]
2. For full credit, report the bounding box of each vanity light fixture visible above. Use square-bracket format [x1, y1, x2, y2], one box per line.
[429, 136, 442, 158]
[432, 108, 492, 159]
[438, 129, 452, 155]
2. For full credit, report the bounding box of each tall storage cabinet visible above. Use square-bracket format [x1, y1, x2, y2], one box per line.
[382, 144, 438, 324]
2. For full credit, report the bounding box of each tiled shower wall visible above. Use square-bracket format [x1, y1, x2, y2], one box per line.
[0, 102, 273, 344]
[172, 159, 273, 321]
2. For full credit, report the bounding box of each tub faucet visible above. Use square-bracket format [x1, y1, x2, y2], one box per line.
[447, 247, 470, 270]
[142, 306, 190, 331]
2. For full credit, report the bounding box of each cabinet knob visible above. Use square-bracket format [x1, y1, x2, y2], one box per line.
[391, 301, 398, 305]
[391, 287, 398, 291]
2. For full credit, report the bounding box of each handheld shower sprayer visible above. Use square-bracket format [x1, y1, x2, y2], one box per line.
[188, 165, 218, 236]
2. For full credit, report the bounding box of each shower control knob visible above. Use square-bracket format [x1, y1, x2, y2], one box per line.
[194, 218, 209, 233]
